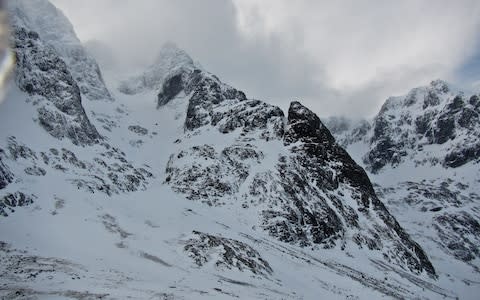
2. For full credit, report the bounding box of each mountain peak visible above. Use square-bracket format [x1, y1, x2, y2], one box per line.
[430, 79, 450, 94]
[286, 101, 335, 145]
[8, 0, 76, 44]
[8, 0, 113, 101]
[335, 76, 480, 173]
[154, 42, 194, 67]
[118, 43, 199, 95]
[288, 101, 316, 121]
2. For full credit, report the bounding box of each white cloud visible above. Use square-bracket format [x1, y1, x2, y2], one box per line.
[233, 0, 480, 90]
[50, 0, 480, 117]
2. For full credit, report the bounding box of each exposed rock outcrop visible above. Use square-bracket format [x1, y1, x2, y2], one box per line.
[184, 231, 273, 276]
[162, 63, 436, 277]
[9, 0, 113, 101]
[0, 151, 13, 190]
[355, 80, 480, 173]
[11, 25, 101, 146]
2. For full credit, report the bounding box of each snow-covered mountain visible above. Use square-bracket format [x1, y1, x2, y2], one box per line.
[10, 0, 112, 102]
[352, 80, 479, 173]
[327, 80, 480, 294]
[0, 1, 478, 299]
[118, 42, 199, 96]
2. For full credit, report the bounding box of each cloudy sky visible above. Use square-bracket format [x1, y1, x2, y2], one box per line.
[50, 0, 480, 118]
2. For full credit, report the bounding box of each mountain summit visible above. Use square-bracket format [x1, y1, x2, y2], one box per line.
[327, 79, 480, 293]
[9, 0, 113, 102]
[118, 42, 199, 95]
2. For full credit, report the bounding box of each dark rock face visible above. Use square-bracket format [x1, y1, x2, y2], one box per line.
[157, 72, 185, 107]
[426, 93, 480, 166]
[362, 81, 480, 172]
[184, 231, 273, 276]
[279, 102, 435, 276]
[285, 102, 376, 196]
[379, 181, 470, 210]
[444, 143, 480, 168]
[11, 26, 101, 146]
[0, 151, 13, 190]
[165, 144, 262, 206]
[164, 71, 285, 205]
[364, 113, 406, 173]
[24, 166, 46, 176]
[433, 111, 456, 144]
[7, 137, 37, 161]
[211, 100, 284, 137]
[184, 73, 251, 133]
[285, 101, 335, 145]
[260, 163, 346, 247]
[0, 192, 36, 217]
[423, 90, 441, 109]
[469, 95, 479, 106]
[434, 212, 480, 262]
[128, 125, 148, 136]
[415, 111, 435, 135]
[365, 137, 401, 173]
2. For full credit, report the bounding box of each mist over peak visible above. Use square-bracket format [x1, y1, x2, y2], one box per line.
[50, 0, 480, 118]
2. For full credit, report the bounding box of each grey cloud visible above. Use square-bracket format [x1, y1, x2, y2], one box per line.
[50, 0, 480, 118]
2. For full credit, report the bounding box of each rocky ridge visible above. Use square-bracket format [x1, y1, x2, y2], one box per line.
[158, 55, 436, 277]
[326, 80, 480, 280]
[9, 2, 102, 146]
[335, 80, 480, 173]
[9, 0, 113, 101]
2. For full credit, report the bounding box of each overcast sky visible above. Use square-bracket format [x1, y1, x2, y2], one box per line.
[50, 0, 480, 118]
